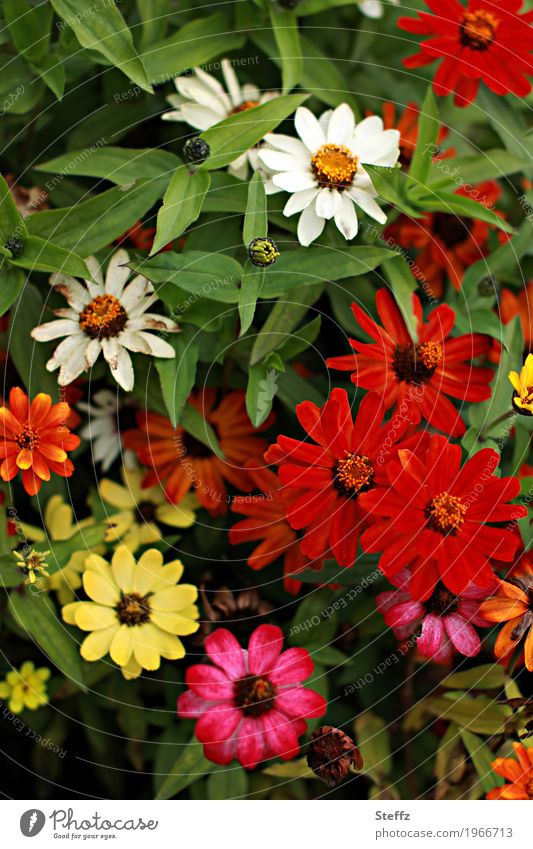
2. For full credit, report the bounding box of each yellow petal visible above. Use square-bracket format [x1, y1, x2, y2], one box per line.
[151, 584, 198, 611]
[151, 610, 200, 636]
[132, 624, 161, 671]
[120, 465, 144, 501]
[156, 502, 195, 528]
[104, 510, 135, 542]
[85, 553, 113, 578]
[133, 549, 163, 596]
[111, 546, 136, 593]
[0, 683, 10, 698]
[121, 655, 142, 681]
[149, 625, 186, 660]
[509, 371, 521, 393]
[80, 626, 119, 662]
[100, 479, 136, 510]
[46, 497, 75, 540]
[20, 661, 35, 677]
[150, 560, 184, 591]
[138, 522, 162, 545]
[83, 570, 120, 606]
[62, 602, 84, 625]
[110, 624, 133, 666]
[75, 603, 117, 632]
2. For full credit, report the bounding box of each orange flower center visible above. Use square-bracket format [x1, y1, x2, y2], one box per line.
[393, 342, 443, 385]
[426, 492, 467, 534]
[230, 100, 260, 114]
[234, 674, 276, 717]
[460, 10, 499, 50]
[79, 294, 128, 339]
[311, 143, 358, 190]
[334, 453, 374, 497]
[116, 592, 151, 626]
[15, 424, 39, 451]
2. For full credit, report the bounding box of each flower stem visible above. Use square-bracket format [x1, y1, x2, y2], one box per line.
[478, 409, 516, 441]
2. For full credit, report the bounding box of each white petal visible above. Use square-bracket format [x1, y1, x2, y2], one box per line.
[135, 332, 176, 358]
[105, 249, 131, 297]
[50, 275, 90, 310]
[117, 331, 152, 354]
[294, 107, 326, 153]
[221, 59, 242, 108]
[354, 115, 384, 142]
[31, 319, 79, 342]
[258, 150, 302, 172]
[355, 129, 400, 167]
[242, 83, 260, 101]
[191, 67, 232, 113]
[120, 275, 154, 312]
[349, 187, 387, 224]
[228, 153, 249, 181]
[327, 103, 355, 145]
[283, 188, 319, 216]
[113, 347, 134, 392]
[335, 194, 359, 240]
[48, 333, 87, 366]
[272, 171, 316, 192]
[55, 341, 91, 385]
[85, 256, 104, 293]
[360, 1, 384, 18]
[84, 338, 102, 368]
[128, 313, 179, 332]
[297, 205, 325, 247]
[318, 109, 332, 136]
[179, 103, 223, 131]
[315, 188, 341, 220]
[263, 133, 309, 161]
[178, 77, 228, 113]
[101, 337, 119, 369]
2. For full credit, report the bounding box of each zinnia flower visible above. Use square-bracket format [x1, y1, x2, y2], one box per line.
[307, 725, 363, 787]
[264, 389, 422, 567]
[258, 103, 400, 245]
[100, 464, 197, 552]
[229, 464, 311, 595]
[509, 353, 533, 416]
[77, 389, 130, 472]
[480, 556, 533, 670]
[62, 546, 199, 680]
[124, 389, 272, 516]
[360, 433, 526, 599]
[177, 624, 326, 768]
[0, 387, 80, 495]
[326, 288, 493, 438]
[376, 567, 493, 662]
[0, 662, 50, 713]
[398, 0, 533, 107]
[31, 249, 179, 391]
[487, 742, 533, 799]
[163, 59, 278, 180]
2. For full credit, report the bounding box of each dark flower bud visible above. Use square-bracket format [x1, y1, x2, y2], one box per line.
[477, 276, 499, 298]
[248, 237, 280, 267]
[183, 137, 210, 165]
[4, 235, 24, 258]
[307, 725, 363, 787]
[276, 0, 301, 8]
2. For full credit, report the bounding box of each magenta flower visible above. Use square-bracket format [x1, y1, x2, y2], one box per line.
[177, 624, 327, 769]
[376, 569, 493, 664]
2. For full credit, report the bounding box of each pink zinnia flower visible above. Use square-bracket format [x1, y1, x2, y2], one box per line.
[177, 624, 326, 769]
[376, 568, 493, 663]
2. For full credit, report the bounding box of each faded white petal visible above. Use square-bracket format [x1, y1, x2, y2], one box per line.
[334, 194, 359, 240]
[31, 319, 79, 342]
[297, 204, 325, 247]
[105, 249, 131, 298]
[315, 188, 341, 220]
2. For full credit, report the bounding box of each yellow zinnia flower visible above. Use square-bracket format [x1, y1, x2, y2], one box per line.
[99, 465, 197, 553]
[13, 549, 50, 585]
[23, 495, 98, 604]
[509, 353, 533, 415]
[0, 661, 50, 713]
[62, 546, 200, 680]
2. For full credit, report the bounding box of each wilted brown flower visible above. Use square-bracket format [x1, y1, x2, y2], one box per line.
[190, 580, 273, 647]
[5, 174, 48, 217]
[307, 725, 363, 787]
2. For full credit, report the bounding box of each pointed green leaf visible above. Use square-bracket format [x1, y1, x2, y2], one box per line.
[269, 6, 303, 95]
[156, 735, 215, 799]
[155, 332, 199, 428]
[8, 236, 90, 278]
[151, 167, 210, 255]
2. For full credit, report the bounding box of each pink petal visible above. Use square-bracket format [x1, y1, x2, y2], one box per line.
[195, 703, 242, 745]
[275, 686, 327, 719]
[237, 716, 265, 770]
[444, 613, 481, 657]
[261, 710, 302, 761]
[383, 600, 424, 629]
[205, 628, 246, 680]
[271, 647, 313, 686]
[203, 735, 239, 766]
[185, 663, 234, 700]
[417, 613, 445, 658]
[247, 624, 284, 676]
[177, 689, 212, 718]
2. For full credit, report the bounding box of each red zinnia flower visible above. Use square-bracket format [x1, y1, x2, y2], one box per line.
[326, 288, 493, 438]
[229, 464, 312, 596]
[360, 434, 526, 599]
[178, 624, 326, 769]
[124, 389, 272, 516]
[381, 101, 454, 167]
[385, 181, 507, 296]
[0, 387, 80, 495]
[487, 743, 533, 799]
[398, 0, 533, 107]
[265, 389, 425, 567]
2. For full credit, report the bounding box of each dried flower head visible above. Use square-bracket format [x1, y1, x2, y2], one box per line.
[307, 725, 363, 787]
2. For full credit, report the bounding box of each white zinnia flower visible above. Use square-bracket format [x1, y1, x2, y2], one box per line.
[31, 249, 179, 392]
[162, 58, 278, 179]
[359, 0, 399, 19]
[258, 103, 400, 247]
[77, 389, 132, 472]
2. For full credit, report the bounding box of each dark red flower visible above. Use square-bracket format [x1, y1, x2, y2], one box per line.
[265, 389, 425, 567]
[360, 434, 526, 600]
[398, 0, 533, 107]
[327, 288, 493, 438]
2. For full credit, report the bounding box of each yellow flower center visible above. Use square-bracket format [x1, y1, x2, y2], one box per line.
[393, 341, 443, 385]
[116, 592, 151, 626]
[334, 453, 374, 497]
[230, 100, 260, 114]
[460, 10, 499, 50]
[311, 143, 358, 190]
[426, 492, 467, 534]
[15, 423, 39, 450]
[79, 294, 128, 339]
[234, 675, 276, 717]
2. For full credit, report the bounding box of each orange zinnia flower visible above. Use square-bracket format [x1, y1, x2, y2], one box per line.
[0, 387, 80, 496]
[382, 101, 454, 168]
[487, 743, 533, 800]
[124, 390, 272, 516]
[481, 556, 533, 671]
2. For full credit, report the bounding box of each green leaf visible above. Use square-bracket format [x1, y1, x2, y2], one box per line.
[36, 147, 180, 186]
[246, 354, 283, 428]
[4, 1, 64, 100]
[8, 236, 90, 278]
[382, 256, 418, 343]
[204, 173, 248, 214]
[50, 0, 152, 93]
[9, 590, 86, 691]
[243, 171, 267, 245]
[354, 712, 391, 781]
[0, 262, 25, 317]
[155, 332, 199, 428]
[200, 93, 308, 171]
[460, 217, 532, 294]
[0, 555, 24, 588]
[251, 283, 323, 365]
[413, 188, 515, 235]
[441, 665, 505, 691]
[0, 173, 25, 243]
[269, 6, 303, 95]
[156, 735, 215, 799]
[132, 251, 243, 306]
[277, 367, 324, 410]
[37, 525, 107, 578]
[426, 694, 511, 734]
[207, 765, 248, 800]
[365, 165, 421, 218]
[180, 404, 224, 460]
[460, 729, 504, 793]
[151, 167, 210, 255]
[239, 263, 264, 337]
[8, 283, 59, 398]
[136, 0, 169, 49]
[430, 150, 528, 186]
[407, 86, 439, 188]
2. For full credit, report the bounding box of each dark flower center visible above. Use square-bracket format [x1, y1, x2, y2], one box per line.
[393, 342, 442, 385]
[460, 10, 499, 50]
[136, 500, 157, 523]
[234, 674, 276, 717]
[311, 143, 358, 190]
[15, 424, 39, 450]
[116, 592, 151, 626]
[177, 430, 212, 458]
[432, 213, 471, 248]
[79, 294, 128, 339]
[333, 453, 374, 498]
[426, 583, 459, 616]
[426, 492, 467, 534]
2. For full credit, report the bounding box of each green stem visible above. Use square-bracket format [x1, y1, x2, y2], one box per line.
[478, 409, 516, 441]
[0, 480, 11, 557]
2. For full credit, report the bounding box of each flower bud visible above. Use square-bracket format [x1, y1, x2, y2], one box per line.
[183, 137, 210, 165]
[477, 276, 499, 298]
[307, 725, 363, 787]
[4, 235, 24, 258]
[248, 237, 280, 267]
